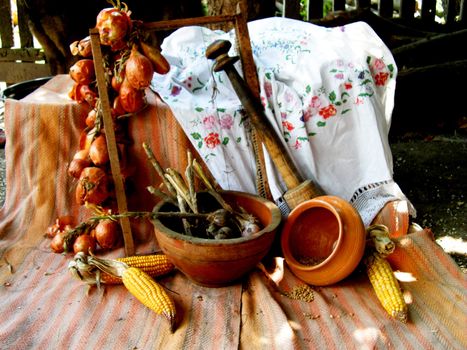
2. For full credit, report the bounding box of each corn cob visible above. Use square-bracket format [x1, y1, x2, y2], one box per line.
[103, 255, 175, 284]
[122, 266, 176, 331]
[68, 252, 175, 286]
[86, 254, 177, 331]
[365, 251, 408, 323]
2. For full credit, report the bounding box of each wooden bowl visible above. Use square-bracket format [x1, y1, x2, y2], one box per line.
[152, 191, 281, 287]
[280, 195, 366, 286]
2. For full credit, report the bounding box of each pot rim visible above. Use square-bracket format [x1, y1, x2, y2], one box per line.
[281, 196, 345, 271]
[152, 190, 281, 246]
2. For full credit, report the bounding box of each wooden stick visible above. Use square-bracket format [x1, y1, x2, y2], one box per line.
[90, 29, 134, 256]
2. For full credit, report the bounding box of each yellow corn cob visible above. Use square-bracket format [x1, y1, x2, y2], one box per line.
[122, 266, 177, 331]
[101, 255, 175, 284]
[68, 253, 175, 286]
[365, 251, 408, 323]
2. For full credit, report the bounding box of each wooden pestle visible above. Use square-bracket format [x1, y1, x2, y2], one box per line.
[206, 39, 323, 209]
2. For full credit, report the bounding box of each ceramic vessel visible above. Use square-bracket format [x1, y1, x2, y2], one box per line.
[152, 191, 281, 287]
[280, 195, 366, 286]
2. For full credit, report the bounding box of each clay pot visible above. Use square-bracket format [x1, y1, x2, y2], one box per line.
[280, 195, 366, 286]
[152, 191, 281, 287]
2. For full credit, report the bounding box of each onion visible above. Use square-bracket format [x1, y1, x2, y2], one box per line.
[85, 109, 97, 128]
[125, 47, 154, 89]
[95, 219, 121, 249]
[96, 8, 132, 49]
[68, 83, 84, 102]
[57, 216, 75, 228]
[79, 85, 98, 107]
[73, 234, 97, 254]
[119, 78, 145, 113]
[111, 69, 125, 92]
[89, 134, 109, 166]
[79, 128, 96, 152]
[112, 96, 126, 117]
[68, 158, 91, 178]
[77, 36, 92, 57]
[50, 230, 67, 253]
[45, 223, 60, 238]
[75, 167, 110, 205]
[139, 41, 170, 75]
[69, 59, 95, 85]
[70, 37, 92, 57]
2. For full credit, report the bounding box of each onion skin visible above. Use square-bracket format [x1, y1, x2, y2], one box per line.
[75, 167, 110, 205]
[73, 234, 97, 254]
[112, 96, 126, 117]
[96, 8, 132, 49]
[89, 134, 110, 166]
[68, 158, 91, 178]
[69, 59, 95, 85]
[50, 230, 67, 253]
[95, 219, 121, 249]
[125, 47, 154, 89]
[139, 41, 170, 75]
[68, 83, 84, 103]
[85, 109, 97, 128]
[119, 78, 145, 113]
[70, 37, 92, 57]
[79, 85, 98, 107]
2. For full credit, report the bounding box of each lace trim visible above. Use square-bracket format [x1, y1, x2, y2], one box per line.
[350, 179, 416, 227]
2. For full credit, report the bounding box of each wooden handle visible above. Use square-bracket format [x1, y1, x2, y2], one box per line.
[207, 39, 302, 190]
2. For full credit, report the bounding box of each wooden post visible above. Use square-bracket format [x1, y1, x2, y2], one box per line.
[89, 29, 135, 256]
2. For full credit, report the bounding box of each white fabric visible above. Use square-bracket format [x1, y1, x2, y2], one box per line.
[150, 17, 415, 225]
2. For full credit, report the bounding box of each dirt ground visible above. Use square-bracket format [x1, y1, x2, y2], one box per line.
[389, 131, 467, 271]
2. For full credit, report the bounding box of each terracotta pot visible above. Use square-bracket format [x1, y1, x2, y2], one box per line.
[280, 195, 366, 286]
[152, 191, 281, 287]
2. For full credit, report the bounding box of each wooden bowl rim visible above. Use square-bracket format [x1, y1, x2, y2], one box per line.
[152, 190, 281, 246]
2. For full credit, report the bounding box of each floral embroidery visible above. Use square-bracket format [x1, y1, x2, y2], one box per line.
[282, 120, 294, 131]
[374, 72, 389, 86]
[264, 81, 273, 98]
[204, 132, 221, 149]
[170, 85, 181, 96]
[219, 114, 234, 129]
[319, 105, 337, 119]
[203, 115, 217, 129]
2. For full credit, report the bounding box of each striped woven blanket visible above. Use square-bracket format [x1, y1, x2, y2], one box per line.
[0, 76, 465, 349]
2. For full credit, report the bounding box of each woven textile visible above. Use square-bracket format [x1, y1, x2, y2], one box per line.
[0, 76, 466, 349]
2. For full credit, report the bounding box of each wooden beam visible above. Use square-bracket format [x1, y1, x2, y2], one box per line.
[0, 62, 50, 84]
[0, 0, 14, 48]
[0, 48, 46, 62]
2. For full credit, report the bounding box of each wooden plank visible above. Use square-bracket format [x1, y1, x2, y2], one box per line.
[17, 0, 33, 47]
[445, 0, 458, 25]
[308, 0, 324, 19]
[379, 0, 395, 18]
[143, 14, 238, 31]
[356, 0, 371, 9]
[399, 0, 416, 19]
[333, 0, 346, 12]
[0, 62, 51, 84]
[461, 0, 467, 23]
[89, 29, 135, 257]
[420, 0, 436, 23]
[282, 0, 302, 20]
[0, 0, 14, 48]
[0, 48, 46, 62]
